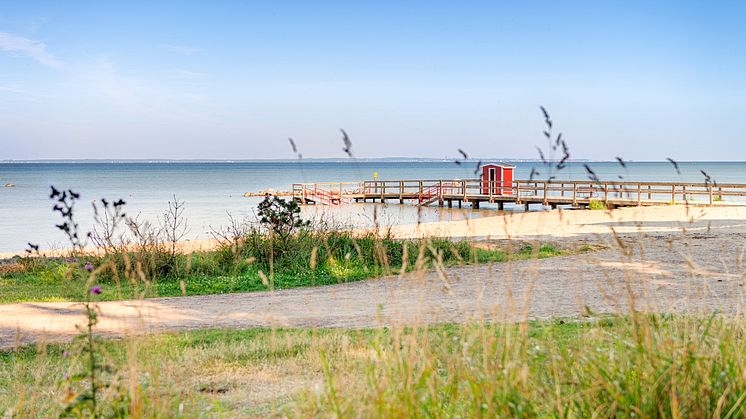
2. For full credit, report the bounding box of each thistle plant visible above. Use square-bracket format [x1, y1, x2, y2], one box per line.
[61, 282, 104, 417]
[47, 186, 128, 416]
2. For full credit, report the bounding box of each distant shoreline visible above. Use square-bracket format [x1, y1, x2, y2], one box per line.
[3, 159, 746, 165]
[3, 158, 596, 164]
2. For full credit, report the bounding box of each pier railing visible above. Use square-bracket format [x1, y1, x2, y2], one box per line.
[292, 182, 363, 205]
[293, 179, 746, 206]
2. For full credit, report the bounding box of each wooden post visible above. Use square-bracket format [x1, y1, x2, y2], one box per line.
[543, 182, 548, 205]
[488, 179, 493, 202]
[462, 179, 467, 201]
[381, 181, 385, 202]
[524, 202, 530, 211]
[637, 183, 641, 206]
[648, 185, 652, 200]
[498, 201, 504, 211]
[438, 180, 444, 206]
[682, 185, 687, 202]
[671, 185, 676, 204]
[708, 185, 713, 205]
[604, 183, 609, 204]
[572, 183, 577, 206]
[560, 182, 565, 197]
[418, 180, 423, 205]
[399, 180, 404, 204]
[516, 182, 521, 204]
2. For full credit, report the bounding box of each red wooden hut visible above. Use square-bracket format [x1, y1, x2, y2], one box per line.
[481, 163, 515, 195]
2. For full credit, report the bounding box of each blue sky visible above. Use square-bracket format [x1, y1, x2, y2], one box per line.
[1, 1, 744, 160]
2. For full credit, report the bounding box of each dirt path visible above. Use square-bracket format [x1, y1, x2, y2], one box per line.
[2, 223, 745, 349]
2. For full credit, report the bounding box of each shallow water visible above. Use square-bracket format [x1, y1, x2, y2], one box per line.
[1, 160, 743, 252]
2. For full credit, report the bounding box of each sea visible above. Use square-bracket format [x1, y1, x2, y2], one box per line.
[1, 160, 744, 253]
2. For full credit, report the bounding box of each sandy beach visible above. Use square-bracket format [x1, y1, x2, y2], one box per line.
[387, 204, 746, 239]
[2, 204, 746, 349]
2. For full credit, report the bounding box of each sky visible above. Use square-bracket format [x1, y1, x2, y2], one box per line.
[0, 1, 745, 161]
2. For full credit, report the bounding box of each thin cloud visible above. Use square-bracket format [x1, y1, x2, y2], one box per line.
[160, 44, 201, 56]
[169, 68, 207, 79]
[0, 84, 24, 94]
[0, 32, 64, 68]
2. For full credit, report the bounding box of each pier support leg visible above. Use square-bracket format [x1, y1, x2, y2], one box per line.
[497, 201, 504, 211]
[458, 200, 462, 208]
[524, 202, 530, 212]
[447, 199, 452, 208]
[473, 201, 480, 209]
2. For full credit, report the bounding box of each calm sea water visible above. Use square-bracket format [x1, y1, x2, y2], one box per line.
[1, 160, 744, 253]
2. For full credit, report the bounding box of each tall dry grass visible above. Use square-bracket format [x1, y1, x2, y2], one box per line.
[3, 208, 746, 417]
[2, 114, 745, 416]
[296, 314, 746, 417]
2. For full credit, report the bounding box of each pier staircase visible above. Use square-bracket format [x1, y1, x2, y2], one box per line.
[419, 182, 456, 206]
[297, 185, 350, 206]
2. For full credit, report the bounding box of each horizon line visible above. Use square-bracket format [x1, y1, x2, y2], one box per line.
[1, 158, 744, 164]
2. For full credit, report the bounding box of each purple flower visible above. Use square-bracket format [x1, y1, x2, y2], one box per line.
[84, 261, 95, 272]
[62, 350, 70, 357]
[90, 285, 102, 295]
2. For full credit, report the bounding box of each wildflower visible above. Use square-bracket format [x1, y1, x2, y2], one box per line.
[84, 261, 94, 272]
[63, 350, 69, 357]
[90, 285, 102, 295]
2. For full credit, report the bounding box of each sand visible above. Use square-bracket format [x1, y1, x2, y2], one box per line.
[1, 204, 746, 349]
[385, 204, 746, 240]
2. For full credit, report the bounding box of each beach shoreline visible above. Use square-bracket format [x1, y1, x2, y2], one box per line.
[2, 204, 745, 260]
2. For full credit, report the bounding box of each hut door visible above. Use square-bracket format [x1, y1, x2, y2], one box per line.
[489, 168, 496, 195]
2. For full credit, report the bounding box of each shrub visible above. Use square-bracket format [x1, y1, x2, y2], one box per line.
[588, 199, 607, 210]
[257, 196, 310, 240]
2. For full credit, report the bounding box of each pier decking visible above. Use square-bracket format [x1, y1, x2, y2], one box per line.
[292, 179, 746, 209]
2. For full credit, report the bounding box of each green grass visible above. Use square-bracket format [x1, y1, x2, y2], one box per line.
[0, 232, 575, 303]
[2, 315, 744, 417]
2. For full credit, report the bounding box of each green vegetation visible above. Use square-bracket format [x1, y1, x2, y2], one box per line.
[6, 192, 735, 416]
[0, 232, 570, 303]
[1, 193, 577, 303]
[2, 315, 744, 417]
[587, 198, 608, 210]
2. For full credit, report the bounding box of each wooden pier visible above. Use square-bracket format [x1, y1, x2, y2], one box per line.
[292, 179, 746, 209]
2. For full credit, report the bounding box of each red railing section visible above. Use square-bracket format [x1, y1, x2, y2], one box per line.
[303, 186, 350, 206]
